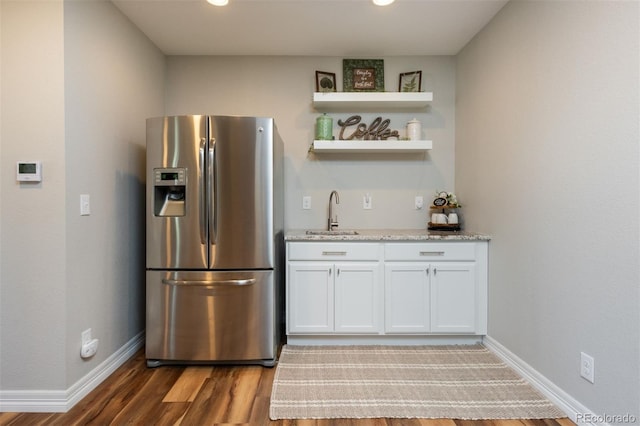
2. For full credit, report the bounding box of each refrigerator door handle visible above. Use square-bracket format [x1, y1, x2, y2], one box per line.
[199, 138, 207, 245]
[162, 278, 256, 287]
[208, 138, 216, 244]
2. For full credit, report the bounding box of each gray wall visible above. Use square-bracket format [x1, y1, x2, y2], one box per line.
[1, 0, 67, 390]
[456, 0, 639, 417]
[2, 0, 639, 420]
[0, 0, 164, 392]
[63, 1, 165, 385]
[165, 55, 456, 230]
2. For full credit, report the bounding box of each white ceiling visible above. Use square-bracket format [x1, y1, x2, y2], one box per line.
[111, 0, 509, 56]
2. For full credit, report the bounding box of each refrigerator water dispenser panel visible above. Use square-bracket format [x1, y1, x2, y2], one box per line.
[154, 168, 186, 217]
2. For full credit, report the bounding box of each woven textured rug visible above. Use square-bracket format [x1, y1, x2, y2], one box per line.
[269, 345, 566, 420]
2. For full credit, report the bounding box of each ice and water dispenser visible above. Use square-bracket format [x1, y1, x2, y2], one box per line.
[153, 168, 186, 216]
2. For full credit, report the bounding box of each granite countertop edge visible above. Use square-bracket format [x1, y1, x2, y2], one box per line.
[285, 229, 491, 242]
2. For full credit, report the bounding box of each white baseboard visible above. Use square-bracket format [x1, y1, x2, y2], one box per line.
[287, 335, 483, 346]
[0, 332, 144, 413]
[483, 335, 605, 426]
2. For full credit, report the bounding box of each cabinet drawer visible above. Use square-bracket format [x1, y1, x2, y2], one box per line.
[384, 243, 476, 261]
[288, 242, 381, 261]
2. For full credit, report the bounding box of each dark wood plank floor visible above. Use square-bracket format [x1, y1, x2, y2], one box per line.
[0, 348, 576, 426]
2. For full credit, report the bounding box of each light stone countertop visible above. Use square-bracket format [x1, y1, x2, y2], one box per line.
[285, 228, 491, 242]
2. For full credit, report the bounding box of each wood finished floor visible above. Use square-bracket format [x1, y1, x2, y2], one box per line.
[0, 348, 576, 426]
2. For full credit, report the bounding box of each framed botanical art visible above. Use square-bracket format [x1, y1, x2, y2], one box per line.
[315, 71, 337, 92]
[343, 59, 384, 92]
[399, 71, 422, 92]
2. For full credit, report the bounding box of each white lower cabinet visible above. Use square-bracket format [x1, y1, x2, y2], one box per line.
[334, 262, 381, 333]
[384, 264, 431, 333]
[286, 240, 488, 341]
[287, 262, 334, 333]
[287, 243, 382, 334]
[429, 262, 477, 333]
[385, 262, 477, 334]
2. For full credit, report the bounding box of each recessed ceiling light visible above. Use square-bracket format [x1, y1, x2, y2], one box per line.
[207, 0, 229, 6]
[372, 0, 395, 5]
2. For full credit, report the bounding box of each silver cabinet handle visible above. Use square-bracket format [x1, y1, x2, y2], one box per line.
[322, 251, 347, 256]
[199, 138, 207, 245]
[162, 278, 256, 287]
[208, 138, 216, 244]
[420, 251, 445, 256]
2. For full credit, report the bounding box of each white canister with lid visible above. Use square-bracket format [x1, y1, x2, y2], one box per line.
[406, 118, 422, 141]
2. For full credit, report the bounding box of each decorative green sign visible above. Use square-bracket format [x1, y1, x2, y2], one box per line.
[343, 59, 384, 92]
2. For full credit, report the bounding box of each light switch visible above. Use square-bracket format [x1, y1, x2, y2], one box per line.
[80, 194, 91, 216]
[363, 194, 372, 210]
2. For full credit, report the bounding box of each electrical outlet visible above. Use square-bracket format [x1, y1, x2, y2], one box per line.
[80, 328, 99, 358]
[302, 196, 311, 210]
[580, 352, 595, 383]
[81, 338, 99, 359]
[415, 196, 424, 210]
[80, 194, 91, 216]
[363, 194, 372, 210]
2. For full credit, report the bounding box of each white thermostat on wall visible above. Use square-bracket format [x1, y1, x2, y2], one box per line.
[16, 161, 42, 182]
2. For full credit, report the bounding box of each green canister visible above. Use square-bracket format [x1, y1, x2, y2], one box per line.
[315, 113, 333, 140]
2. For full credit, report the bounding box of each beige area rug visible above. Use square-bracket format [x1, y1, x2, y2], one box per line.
[269, 344, 566, 420]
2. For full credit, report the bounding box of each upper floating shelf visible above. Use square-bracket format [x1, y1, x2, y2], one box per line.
[313, 92, 434, 110]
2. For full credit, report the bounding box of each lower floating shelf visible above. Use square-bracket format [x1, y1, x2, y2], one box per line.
[312, 140, 432, 153]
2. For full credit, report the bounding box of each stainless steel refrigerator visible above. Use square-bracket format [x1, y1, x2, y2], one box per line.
[145, 115, 284, 367]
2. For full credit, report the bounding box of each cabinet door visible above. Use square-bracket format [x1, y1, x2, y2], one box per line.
[384, 263, 430, 333]
[287, 262, 334, 333]
[334, 262, 381, 333]
[430, 262, 476, 333]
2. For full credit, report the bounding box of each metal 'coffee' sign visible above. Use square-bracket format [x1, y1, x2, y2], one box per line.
[337, 115, 400, 141]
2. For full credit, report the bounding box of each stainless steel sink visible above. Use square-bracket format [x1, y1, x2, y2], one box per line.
[305, 230, 359, 236]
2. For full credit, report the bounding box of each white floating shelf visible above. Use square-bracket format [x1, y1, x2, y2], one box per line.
[312, 140, 432, 153]
[313, 92, 433, 110]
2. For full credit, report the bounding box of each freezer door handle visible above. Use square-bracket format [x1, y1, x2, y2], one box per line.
[199, 138, 207, 245]
[162, 278, 256, 287]
[208, 138, 216, 244]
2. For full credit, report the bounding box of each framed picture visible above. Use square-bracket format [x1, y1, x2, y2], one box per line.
[399, 71, 422, 92]
[315, 71, 337, 92]
[343, 59, 384, 92]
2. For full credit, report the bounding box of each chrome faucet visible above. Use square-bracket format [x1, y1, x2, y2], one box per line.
[327, 190, 340, 231]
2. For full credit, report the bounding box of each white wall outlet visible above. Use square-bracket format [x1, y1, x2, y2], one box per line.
[81, 338, 99, 359]
[80, 194, 91, 216]
[80, 328, 99, 359]
[363, 193, 372, 210]
[580, 352, 595, 383]
[302, 195, 311, 210]
[415, 196, 424, 210]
